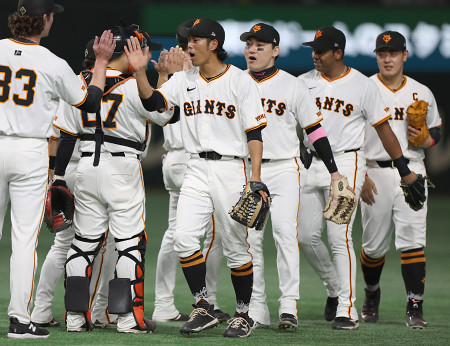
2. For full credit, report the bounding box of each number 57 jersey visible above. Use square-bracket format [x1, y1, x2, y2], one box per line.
[0, 38, 91, 138]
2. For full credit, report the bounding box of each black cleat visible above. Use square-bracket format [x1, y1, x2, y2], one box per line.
[214, 309, 231, 323]
[179, 305, 219, 335]
[406, 300, 427, 329]
[117, 318, 156, 333]
[170, 313, 190, 322]
[332, 317, 359, 330]
[223, 312, 252, 338]
[8, 317, 49, 339]
[32, 318, 60, 327]
[361, 288, 381, 323]
[278, 313, 298, 330]
[324, 296, 339, 321]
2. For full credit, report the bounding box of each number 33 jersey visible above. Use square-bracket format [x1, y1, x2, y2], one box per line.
[0, 38, 91, 138]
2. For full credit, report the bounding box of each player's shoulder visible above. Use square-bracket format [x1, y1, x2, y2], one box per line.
[404, 75, 431, 92]
[298, 69, 319, 81]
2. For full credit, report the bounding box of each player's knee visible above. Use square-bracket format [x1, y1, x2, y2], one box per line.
[172, 230, 196, 255]
[65, 276, 90, 312]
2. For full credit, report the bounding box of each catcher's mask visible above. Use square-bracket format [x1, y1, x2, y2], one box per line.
[110, 24, 162, 59]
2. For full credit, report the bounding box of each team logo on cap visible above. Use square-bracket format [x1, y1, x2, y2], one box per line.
[383, 34, 392, 43]
[19, 6, 27, 15]
[193, 19, 201, 27]
[315, 30, 323, 39]
[252, 25, 261, 33]
[84, 49, 88, 58]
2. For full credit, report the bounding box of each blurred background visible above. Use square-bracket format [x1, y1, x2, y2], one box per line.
[1, 0, 449, 192]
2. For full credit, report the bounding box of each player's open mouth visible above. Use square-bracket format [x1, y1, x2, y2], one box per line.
[249, 56, 256, 61]
[189, 52, 195, 60]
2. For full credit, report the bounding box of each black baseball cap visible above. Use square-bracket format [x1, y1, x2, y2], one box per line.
[374, 31, 406, 52]
[176, 19, 195, 46]
[18, 0, 64, 16]
[84, 38, 95, 60]
[303, 27, 346, 51]
[240, 23, 280, 46]
[179, 18, 225, 47]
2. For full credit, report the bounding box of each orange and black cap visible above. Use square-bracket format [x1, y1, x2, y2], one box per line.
[17, 0, 63, 16]
[179, 18, 225, 47]
[375, 31, 406, 52]
[240, 23, 280, 46]
[303, 27, 346, 51]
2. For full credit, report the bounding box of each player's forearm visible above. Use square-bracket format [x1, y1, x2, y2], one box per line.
[54, 132, 77, 177]
[135, 70, 154, 99]
[306, 124, 338, 174]
[157, 72, 169, 88]
[248, 139, 263, 181]
[89, 59, 108, 91]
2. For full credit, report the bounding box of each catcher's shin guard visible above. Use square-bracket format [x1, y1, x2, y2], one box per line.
[114, 231, 147, 329]
[65, 233, 105, 329]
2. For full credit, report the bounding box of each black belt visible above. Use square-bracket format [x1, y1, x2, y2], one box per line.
[311, 148, 360, 160]
[199, 151, 222, 160]
[248, 158, 271, 163]
[376, 158, 409, 168]
[82, 152, 138, 158]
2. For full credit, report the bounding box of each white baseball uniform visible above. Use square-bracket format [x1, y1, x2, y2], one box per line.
[53, 68, 171, 330]
[361, 74, 442, 257]
[244, 69, 323, 324]
[298, 68, 390, 320]
[0, 37, 92, 325]
[157, 64, 266, 269]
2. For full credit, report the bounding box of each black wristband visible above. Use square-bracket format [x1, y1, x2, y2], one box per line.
[49, 156, 56, 170]
[393, 156, 411, 177]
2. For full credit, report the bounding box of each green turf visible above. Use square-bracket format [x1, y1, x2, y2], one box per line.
[0, 189, 449, 345]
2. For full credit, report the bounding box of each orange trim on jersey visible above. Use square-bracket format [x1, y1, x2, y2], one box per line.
[248, 69, 280, 83]
[377, 73, 407, 93]
[231, 269, 253, 276]
[199, 64, 231, 83]
[401, 250, 425, 258]
[103, 77, 135, 96]
[27, 179, 49, 316]
[53, 124, 78, 137]
[138, 162, 145, 227]
[245, 122, 267, 133]
[401, 258, 426, 265]
[89, 230, 108, 309]
[72, 92, 89, 108]
[372, 114, 391, 128]
[303, 118, 323, 130]
[295, 157, 301, 301]
[49, 136, 60, 141]
[204, 215, 216, 262]
[180, 257, 205, 268]
[321, 67, 352, 82]
[9, 38, 38, 45]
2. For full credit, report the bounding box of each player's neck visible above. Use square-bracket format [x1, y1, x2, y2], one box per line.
[379, 73, 404, 91]
[199, 60, 226, 79]
[323, 63, 347, 80]
[20, 35, 41, 45]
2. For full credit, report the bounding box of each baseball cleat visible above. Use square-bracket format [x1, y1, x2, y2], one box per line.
[332, 317, 359, 330]
[152, 313, 190, 322]
[179, 306, 219, 335]
[66, 321, 93, 332]
[214, 309, 231, 323]
[117, 318, 156, 333]
[32, 318, 61, 327]
[7, 317, 49, 339]
[324, 296, 339, 321]
[223, 312, 252, 338]
[93, 320, 108, 329]
[406, 301, 427, 329]
[278, 313, 298, 330]
[361, 288, 381, 323]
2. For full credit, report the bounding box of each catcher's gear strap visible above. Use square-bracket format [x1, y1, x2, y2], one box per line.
[54, 131, 77, 176]
[81, 71, 134, 96]
[65, 233, 105, 277]
[79, 133, 147, 152]
[108, 278, 133, 314]
[114, 231, 147, 329]
[65, 276, 90, 312]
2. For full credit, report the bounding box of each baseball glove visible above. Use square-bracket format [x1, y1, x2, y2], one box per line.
[44, 180, 75, 233]
[323, 176, 357, 224]
[406, 100, 429, 146]
[400, 174, 429, 211]
[229, 181, 271, 231]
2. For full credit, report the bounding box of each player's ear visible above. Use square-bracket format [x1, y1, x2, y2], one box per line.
[209, 39, 219, 51]
[403, 50, 409, 62]
[334, 49, 344, 60]
[272, 46, 280, 59]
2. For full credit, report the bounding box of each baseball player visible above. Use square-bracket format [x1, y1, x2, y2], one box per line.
[125, 18, 267, 338]
[237, 23, 348, 330]
[31, 40, 119, 329]
[52, 24, 169, 333]
[0, 0, 114, 339]
[359, 31, 442, 329]
[298, 27, 419, 330]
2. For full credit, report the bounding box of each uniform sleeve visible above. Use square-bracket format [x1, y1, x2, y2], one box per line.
[53, 59, 89, 107]
[156, 71, 182, 110]
[294, 79, 323, 129]
[237, 73, 266, 132]
[425, 88, 442, 129]
[363, 78, 391, 127]
[53, 100, 80, 136]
